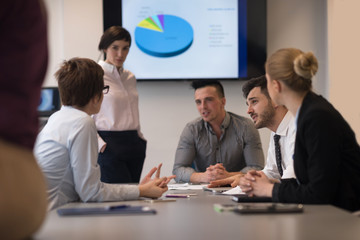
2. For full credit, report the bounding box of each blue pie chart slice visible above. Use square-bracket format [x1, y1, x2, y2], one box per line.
[135, 14, 193, 57]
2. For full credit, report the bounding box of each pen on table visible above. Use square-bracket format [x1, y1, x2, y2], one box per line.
[144, 199, 177, 203]
[107, 205, 130, 210]
[165, 193, 197, 197]
[165, 194, 190, 198]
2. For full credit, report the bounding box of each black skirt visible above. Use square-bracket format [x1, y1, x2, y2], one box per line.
[97, 130, 146, 183]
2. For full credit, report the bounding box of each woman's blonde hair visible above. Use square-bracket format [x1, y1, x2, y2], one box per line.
[265, 48, 318, 92]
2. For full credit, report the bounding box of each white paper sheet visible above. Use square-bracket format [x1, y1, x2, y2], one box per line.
[167, 183, 207, 190]
[221, 186, 245, 195]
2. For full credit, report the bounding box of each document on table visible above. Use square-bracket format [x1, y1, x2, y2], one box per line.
[167, 183, 207, 190]
[221, 186, 246, 195]
[168, 184, 245, 194]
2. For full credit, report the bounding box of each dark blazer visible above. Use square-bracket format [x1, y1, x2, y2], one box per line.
[273, 91, 360, 211]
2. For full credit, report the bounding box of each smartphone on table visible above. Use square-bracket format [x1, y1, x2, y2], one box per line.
[234, 203, 304, 214]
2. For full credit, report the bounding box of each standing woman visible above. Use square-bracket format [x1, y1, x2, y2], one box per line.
[93, 26, 146, 183]
[241, 48, 360, 212]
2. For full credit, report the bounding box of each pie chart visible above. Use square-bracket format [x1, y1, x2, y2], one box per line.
[135, 14, 193, 57]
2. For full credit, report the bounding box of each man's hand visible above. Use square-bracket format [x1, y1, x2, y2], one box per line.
[205, 163, 231, 181]
[208, 173, 242, 188]
[190, 163, 237, 183]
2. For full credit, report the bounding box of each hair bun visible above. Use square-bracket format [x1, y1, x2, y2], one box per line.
[293, 52, 318, 79]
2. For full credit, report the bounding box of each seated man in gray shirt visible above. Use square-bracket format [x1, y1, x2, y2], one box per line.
[172, 80, 264, 183]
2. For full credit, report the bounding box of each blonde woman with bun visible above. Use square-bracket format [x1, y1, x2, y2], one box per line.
[240, 48, 360, 212]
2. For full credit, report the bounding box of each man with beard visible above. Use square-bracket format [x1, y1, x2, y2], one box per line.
[208, 76, 296, 187]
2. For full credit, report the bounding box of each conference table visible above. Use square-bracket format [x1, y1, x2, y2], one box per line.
[35, 186, 360, 240]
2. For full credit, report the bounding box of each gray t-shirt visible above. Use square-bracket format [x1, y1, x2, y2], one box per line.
[172, 111, 264, 182]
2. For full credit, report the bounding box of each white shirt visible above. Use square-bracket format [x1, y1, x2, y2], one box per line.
[34, 106, 139, 210]
[93, 60, 144, 139]
[262, 111, 296, 180]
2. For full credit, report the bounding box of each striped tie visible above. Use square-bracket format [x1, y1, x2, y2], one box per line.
[274, 134, 283, 177]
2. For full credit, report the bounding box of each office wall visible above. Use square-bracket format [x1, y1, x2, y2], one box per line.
[43, 0, 347, 180]
[43, 0, 103, 86]
[328, 0, 360, 144]
[43, 0, 64, 86]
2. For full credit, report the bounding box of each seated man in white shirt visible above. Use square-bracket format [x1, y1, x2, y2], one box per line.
[208, 75, 296, 188]
[34, 58, 174, 210]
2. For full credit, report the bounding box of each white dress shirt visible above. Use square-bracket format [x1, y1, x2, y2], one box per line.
[93, 60, 144, 139]
[34, 106, 139, 210]
[262, 111, 296, 180]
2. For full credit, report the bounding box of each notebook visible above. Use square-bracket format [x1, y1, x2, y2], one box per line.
[57, 205, 156, 216]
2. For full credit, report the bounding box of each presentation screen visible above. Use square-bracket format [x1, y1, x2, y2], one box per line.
[103, 0, 266, 81]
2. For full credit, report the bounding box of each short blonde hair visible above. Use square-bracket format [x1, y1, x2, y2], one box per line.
[265, 48, 318, 92]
